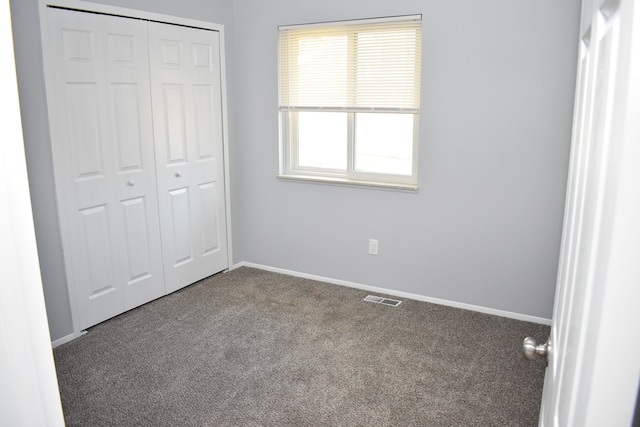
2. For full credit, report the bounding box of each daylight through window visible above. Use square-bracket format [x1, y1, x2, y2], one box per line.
[278, 15, 422, 189]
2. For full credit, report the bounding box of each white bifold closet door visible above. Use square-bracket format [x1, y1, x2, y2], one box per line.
[46, 8, 165, 330]
[45, 7, 228, 331]
[147, 22, 228, 294]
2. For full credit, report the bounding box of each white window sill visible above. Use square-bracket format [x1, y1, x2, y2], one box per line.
[277, 174, 418, 192]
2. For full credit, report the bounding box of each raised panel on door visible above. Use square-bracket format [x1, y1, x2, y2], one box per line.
[556, 24, 615, 424]
[46, 7, 165, 330]
[197, 181, 220, 256]
[74, 204, 122, 327]
[168, 187, 194, 267]
[148, 22, 228, 294]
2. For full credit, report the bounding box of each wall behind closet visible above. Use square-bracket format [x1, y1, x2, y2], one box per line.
[9, 0, 237, 342]
[231, 0, 581, 319]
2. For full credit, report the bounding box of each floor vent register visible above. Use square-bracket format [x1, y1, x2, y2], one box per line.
[363, 295, 402, 307]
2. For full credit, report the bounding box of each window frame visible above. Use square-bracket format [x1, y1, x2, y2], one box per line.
[278, 15, 422, 191]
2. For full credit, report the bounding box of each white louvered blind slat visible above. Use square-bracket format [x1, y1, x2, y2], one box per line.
[279, 16, 422, 112]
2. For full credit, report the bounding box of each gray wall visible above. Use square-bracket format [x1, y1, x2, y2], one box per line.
[12, 0, 579, 341]
[231, 0, 580, 319]
[9, 0, 237, 341]
[11, 0, 71, 342]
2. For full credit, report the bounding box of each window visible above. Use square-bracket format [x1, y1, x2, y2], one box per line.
[278, 15, 422, 189]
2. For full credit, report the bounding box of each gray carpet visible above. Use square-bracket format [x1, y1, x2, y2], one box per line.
[54, 267, 550, 426]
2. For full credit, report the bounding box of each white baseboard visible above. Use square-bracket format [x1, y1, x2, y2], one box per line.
[232, 261, 552, 325]
[51, 332, 76, 348]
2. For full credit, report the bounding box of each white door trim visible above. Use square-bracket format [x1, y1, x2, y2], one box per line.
[39, 0, 234, 339]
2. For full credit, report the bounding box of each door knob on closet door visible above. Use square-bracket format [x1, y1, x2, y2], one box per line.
[127, 180, 136, 186]
[175, 172, 182, 178]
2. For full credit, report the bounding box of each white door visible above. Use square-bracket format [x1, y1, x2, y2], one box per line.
[46, 8, 165, 330]
[1, 2, 64, 421]
[533, 0, 640, 425]
[148, 22, 229, 294]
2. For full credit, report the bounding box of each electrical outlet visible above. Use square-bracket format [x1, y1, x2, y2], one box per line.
[369, 239, 378, 255]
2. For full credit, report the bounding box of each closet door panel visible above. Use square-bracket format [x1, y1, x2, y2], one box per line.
[168, 187, 194, 266]
[46, 8, 165, 329]
[198, 181, 221, 255]
[162, 85, 188, 162]
[149, 22, 228, 294]
[111, 84, 144, 170]
[75, 204, 121, 325]
[120, 196, 159, 305]
[65, 83, 103, 180]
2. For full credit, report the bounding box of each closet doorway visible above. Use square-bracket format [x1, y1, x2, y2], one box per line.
[41, 2, 231, 332]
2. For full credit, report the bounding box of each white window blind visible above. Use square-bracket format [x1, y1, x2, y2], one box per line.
[279, 16, 422, 113]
